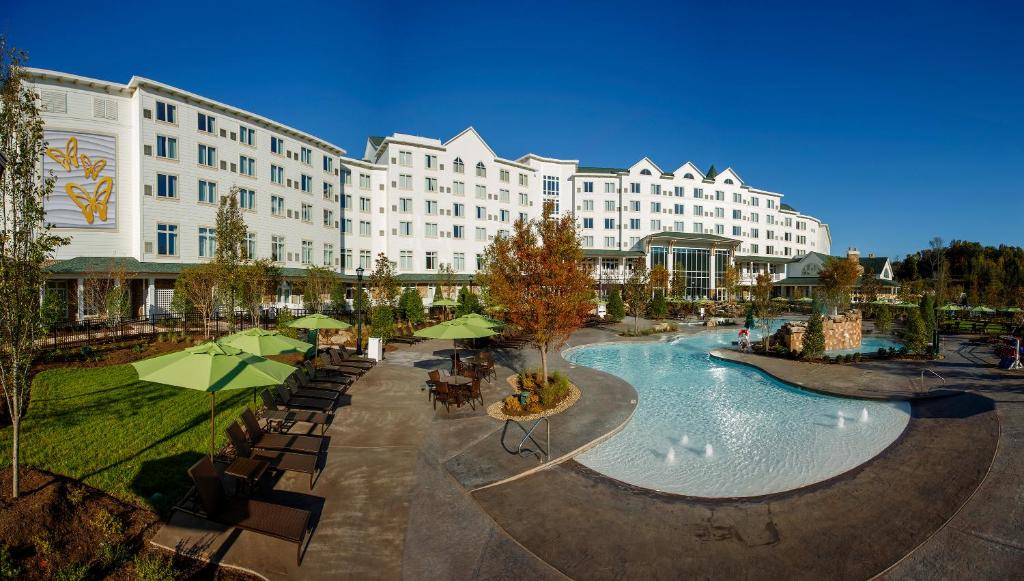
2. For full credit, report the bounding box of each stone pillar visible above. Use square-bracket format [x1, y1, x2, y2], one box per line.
[76, 277, 85, 320]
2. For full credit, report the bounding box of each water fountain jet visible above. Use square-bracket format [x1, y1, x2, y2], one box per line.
[705, 444, 714, 457]
[666, 447, 676, 464]
[837, 411, 845, 429]
[861, 408, 869, 422]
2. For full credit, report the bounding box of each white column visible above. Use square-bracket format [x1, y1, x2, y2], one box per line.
[76, 277, 85, 320]
[147, 278, 156, 318]
[708, 247, 717, 297]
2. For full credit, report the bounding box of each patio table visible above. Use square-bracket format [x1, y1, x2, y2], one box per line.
[225, 457, 269, 495]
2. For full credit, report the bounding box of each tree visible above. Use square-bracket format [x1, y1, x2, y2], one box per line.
[400, 288, 426, 325]
[39, 289, 66, 332]
[0, 41, 70, 498]
[903, 307, 929, 354]
[752, 272, 781, 349]
[744, 304, 755, 330]
[436, 263, 457, 301]
[802, 310, 825, 359]
[105, 284, 131, 323]
[175, 264, 220, 337]
[649, 289, 668, 320]
[606, 287, 625, 322]
[818, 256, 862, 315]
[455, 285, 482, 316]
[237, 259, 279, 327]
[213, 190, 248, 331]
[650, 264, 669, 293]
[670, 270, 687, 300]
[622, 258, 651, 334]
[721, 265, 740, 304]
[875, 303, 893, 334]
[302, 265, 334, 313]
[479, 207, 593, 384]
[859, 268, 883, 303]
[352, 287, 370, 320]
[329, 282, 351, 314]
[919, 293, 936, 339]
[369, 252, 399, 308]
[370, 304, 395, 341]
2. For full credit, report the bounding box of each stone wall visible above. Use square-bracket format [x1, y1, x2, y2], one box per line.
[770, 310, 862, 353]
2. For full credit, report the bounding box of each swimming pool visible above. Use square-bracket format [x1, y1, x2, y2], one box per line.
[827, 335, 903, 356]
[565, 330, 911, 497]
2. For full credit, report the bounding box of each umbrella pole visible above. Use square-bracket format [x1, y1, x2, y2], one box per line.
[210, 392, 216, 460]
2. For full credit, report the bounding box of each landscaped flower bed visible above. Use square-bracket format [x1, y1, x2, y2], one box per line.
[486, 370, 580, 421]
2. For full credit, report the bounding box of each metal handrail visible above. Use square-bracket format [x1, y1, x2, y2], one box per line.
[501, 417, 550, 462]
[917, 368, 945, 392]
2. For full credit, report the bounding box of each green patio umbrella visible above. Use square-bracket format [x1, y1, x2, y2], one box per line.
[939, 304, 962, 312]
[288, 314, 352, 362]
[432, 298, 457, 307]
[414, 319, 496, 366]
[454, 313, 504, 329]
[221, 328, 314, 357]
[1003, 307, 1023, 313]
[972, 306, 996, 314]
[132, 342, 296, 458]
[797, 297, 814, 303]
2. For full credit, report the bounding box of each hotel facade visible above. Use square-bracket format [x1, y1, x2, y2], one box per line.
[25, 69, 832, 320]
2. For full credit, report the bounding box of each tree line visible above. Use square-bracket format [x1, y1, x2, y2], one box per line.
[894, 239, 1024, 307]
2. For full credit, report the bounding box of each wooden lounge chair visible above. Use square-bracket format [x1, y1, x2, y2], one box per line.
[284, 375, 342, 403]
[308, 358, 364, 379]
[295, 366, 353, 390]
[339, 346, 376, 366]
[240, 409, 323, 455]
[325, 348, 374, 370]
[259, 390, 330, 436]
[226, 422, 319, 490]
[187, 455, 312, 564]
[275, 385, 334, 413]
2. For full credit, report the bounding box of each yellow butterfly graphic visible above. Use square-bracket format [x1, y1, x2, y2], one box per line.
[65, 176, 113, 224]
[46, 136, 80, 171]
[80, 154, 106, 180]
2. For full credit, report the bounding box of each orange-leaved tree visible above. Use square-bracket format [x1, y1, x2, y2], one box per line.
[479, 205, 593, 385]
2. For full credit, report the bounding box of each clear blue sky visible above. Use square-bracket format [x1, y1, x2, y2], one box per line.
[5, 0, 1022, 258]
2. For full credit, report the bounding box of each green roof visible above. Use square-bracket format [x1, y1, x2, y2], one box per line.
[47, 257, 343, 280]
[576, 166, 628, 175]
[780, 203, 796, 212]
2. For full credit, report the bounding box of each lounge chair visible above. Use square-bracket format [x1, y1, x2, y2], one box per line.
[296, 365, 353, 389]
[339, 346, 376, 366]
[284, 375, 342, 404]
[275, 385, 334, 413]
[226, 422, 319, 490]
[259, 390, 330, 436]
[308, 357, 364, 379]
[187, 455, 312, 564]
[324, 348, 374, 370]
[240, 409, 323, 455]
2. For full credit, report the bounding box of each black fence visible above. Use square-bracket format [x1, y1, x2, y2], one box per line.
[41, 307, 360, 351]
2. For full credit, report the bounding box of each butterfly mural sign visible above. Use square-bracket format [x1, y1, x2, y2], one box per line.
[42, 130, 116, 229]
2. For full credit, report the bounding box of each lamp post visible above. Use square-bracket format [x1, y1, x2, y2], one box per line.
[355, 266, 365, 355]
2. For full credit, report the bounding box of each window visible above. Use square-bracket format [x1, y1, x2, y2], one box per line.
[475, 162, 486, 177]
[399, 150, 412, 166]
[651, 219, 662, 230]
[751, 228, 760, 238]
[733, 193, 743, 203]
[475, 206, 486, 220]
[519, 192, 529, 206]
[425, 154, 437, 169]
[630, 182, 640, 194]
[271, 165, 284, 184]
[271, 195, 284, 216]
[156, 174, 177, 198]
[583, 181, 593, 193]
[476, 253, 486, 270]
[300, 147, 312, 165]
[398, 198, 413, 213]
[640, 169, 652, 176]
[629, 200, 641, 212]
[453, 181, 465, 196]
[499, 168, 510, 182]
[425, 251, 438, 270]
[475, 185, 486, 199]
[453, 252, 465, 271]
[198, 180, 217, 204]
[343, 250, 353, 269]
[323, 156, 334, 173]
[301, 203, 312, 222]
[156, 135, 177, 159]
[425, 177, 437, 192]
[733, 226, 742, 236]
[499, 189, 510, 203]
[342, 219, 352, 233]
[156, 223, 177, 255]
[453, 203, 464, 217]
[604, 218, 616, 229]
[198, 227, 216, 258]
[582, 236, 594, 248]
[239, 126, 256, 146]
[239, 155, 256, 177]
[271, 236, 285, 261]
[425, 223, 438, 237]
[605, 200, 616, 212]
[300, 174, 312, 193]
[733, 209, 742, 219]
[693, 188, 703, 199]
[604, 182, 615, 194]
[198, 144, 216, 167]
[543, 175, 560, 213]
[651, 202, 662, 213]
[243, 233, 256, 259]
[425, 200, 438, 215]
[360, 250, 372, 269]
[475, 227, 487, 241]
[674, 204, 684, 214]
[694, 205, 704, 216]
[323, 208, 334, 226]
[323, 243, 334, 266]
[342, 195, 351, 209]
[583, 218, 594, 229]
[359, 197, 371, 213]
[693, 222, 703, 233]
[674, 186, 684, 197]
[500, 209, 510, 222]
[582, 199, 594, 211]
[399, 251, 413, 271]
[323, 182, 333, 200]
[155, 101, 176, 123]
[715, 190, 725, 201]
[271, 136, 285, 154]
[715, 207, 725, 218]
[674, 221, 685, 231]
[453, 158, 464, 173]
[399, 221, 412, 236]
[238, 188, 255, 210]
[453, 225, 465, 239]
[359, 220, 371, 236]
[399, 174, 412, 190]
[198, 113, 215, 133]
[301, 240, 313, 264]
[359, 174, 371, 189]
[651, 184, 661, 196]
[751, 212, 759, 223]
[605, 236, 616, 248]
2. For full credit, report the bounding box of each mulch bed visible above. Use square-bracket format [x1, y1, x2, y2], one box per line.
[0, 467, 258, 580]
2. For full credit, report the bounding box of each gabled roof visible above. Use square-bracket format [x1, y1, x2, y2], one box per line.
[717, 167, 744, 185]
[444, 126, 497, 159]
[629, 156, 664, 176]
[671, 161, 705, 180]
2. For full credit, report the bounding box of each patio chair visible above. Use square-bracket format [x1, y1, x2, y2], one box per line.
[310, 356, 365, 378]
[426, 369, 443, 401]
[275, 385, 334, 413]
[468, 377, 484, 410]
[339, 346, 376, 366]
[433, 381, 457, 413]
[259, 390, 330, 436]
[187, 455, 312, 564]
[326, 348, 374, 370]
[285, 375, 343, 403]
[478, 352, 496, 381]
[240, 409, 324, 455]
[296, 364, 354, 389]
[226, 422, 319, 490]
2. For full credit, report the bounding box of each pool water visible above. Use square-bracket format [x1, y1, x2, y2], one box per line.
[565, 330, 910, 497]
[827, 335, 902, 356]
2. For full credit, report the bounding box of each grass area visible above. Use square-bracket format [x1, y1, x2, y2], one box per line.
[0, 364, 257, 513]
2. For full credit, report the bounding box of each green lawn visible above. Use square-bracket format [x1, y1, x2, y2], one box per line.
[0, 364, 257, 512]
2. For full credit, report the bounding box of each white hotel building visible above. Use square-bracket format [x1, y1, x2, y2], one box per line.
[25, 68, 830, 320]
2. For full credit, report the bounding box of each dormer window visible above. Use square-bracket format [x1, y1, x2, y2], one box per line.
[683, 173, 695, 179]
[640, 169, 652, 176]
[724, 178, 734, 185]
[453, 157, 464, 174]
